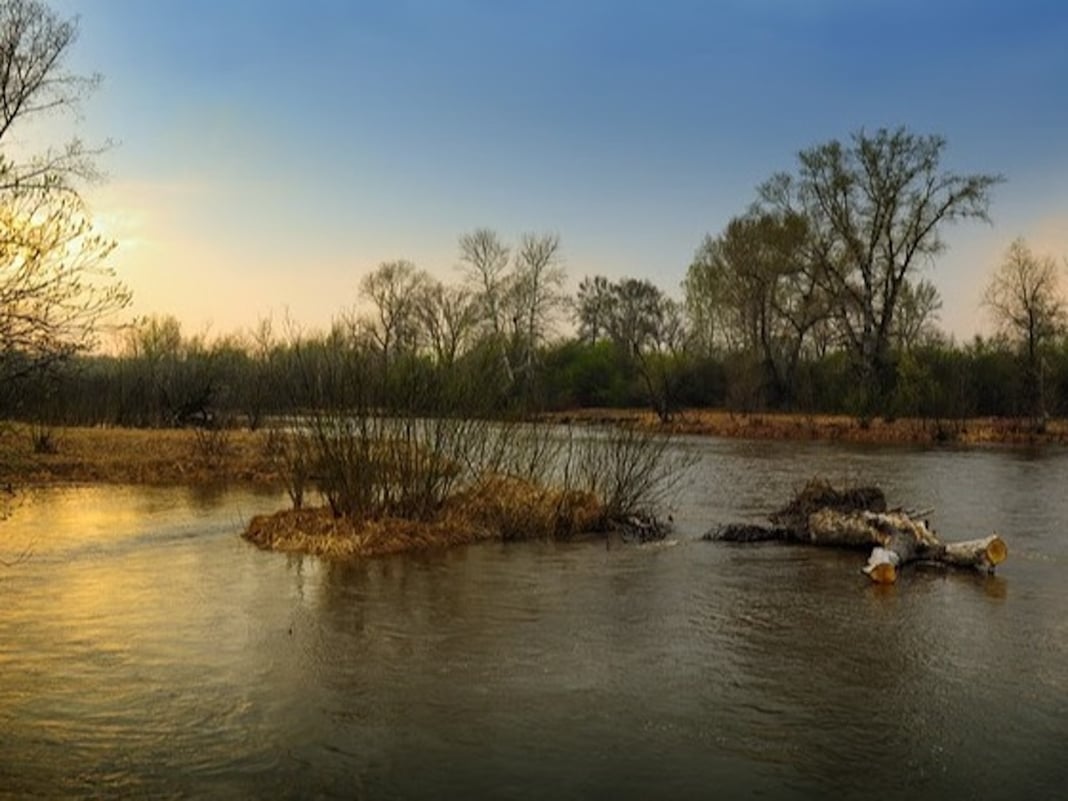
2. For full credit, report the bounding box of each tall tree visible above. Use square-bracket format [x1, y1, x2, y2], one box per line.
[0, 0, 129, 386]
[575, 275, 613, 344]
[758, 127, 1001, 415]
[458, 228, 511, 339]
[983, 238, 1066, 427]
[682, 251, 725, 359]
[457, 227, 514, 384]
[508, 232, 566, 378]
[687, 211, 826, 407]
[414, 279, 477, 368]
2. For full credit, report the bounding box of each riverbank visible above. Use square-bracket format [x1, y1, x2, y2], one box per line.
[0, 423, 280, 486]
[3, 411, 1066, 489]
[550, 408, 1068, 446]
[4, 414, 1061, 561]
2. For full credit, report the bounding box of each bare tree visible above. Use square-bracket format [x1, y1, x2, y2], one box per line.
[891, 278, 943, 352]
[414, 279, 477, 368]
[0, 0, 104, 192]
[457, 228, 566, 393]
[0, 0, 128, 387]
[457, 228, 515, 384]
[508, 232, 566, 378]
[983, 238, 1066, 427]
[458, 228, 511, 337]
[759, 127, 1001, 415]
[0, 192, 126, 383]
[358, 259, 429, 372]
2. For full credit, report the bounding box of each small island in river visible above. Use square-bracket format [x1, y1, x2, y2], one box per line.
[0, 412, 1039, 564]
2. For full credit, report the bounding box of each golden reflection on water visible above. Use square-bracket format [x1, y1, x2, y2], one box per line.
[1, 486, 144, 559]
[0, 485, 286, 687]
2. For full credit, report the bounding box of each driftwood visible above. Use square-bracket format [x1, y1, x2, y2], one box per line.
[612, 513, 670, 544]
[706, 479, 1007, 584]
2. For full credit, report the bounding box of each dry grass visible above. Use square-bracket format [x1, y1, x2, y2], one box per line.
[243, 476, 608, 559]
[549, 408, 1068, 446]
[0, 423, 282, 486]
[243, 508, 498, 559]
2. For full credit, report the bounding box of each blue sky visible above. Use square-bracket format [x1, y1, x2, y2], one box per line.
[46, 0, 1068, 339]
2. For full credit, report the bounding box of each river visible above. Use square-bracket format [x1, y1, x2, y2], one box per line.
[2, 437, 1067, 799]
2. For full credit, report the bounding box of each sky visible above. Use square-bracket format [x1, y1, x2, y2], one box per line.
[40, 0, 1068, 341]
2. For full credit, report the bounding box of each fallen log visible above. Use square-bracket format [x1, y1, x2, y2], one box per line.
[706, 480, 1008, 585]
[863, 533, 1008, 584]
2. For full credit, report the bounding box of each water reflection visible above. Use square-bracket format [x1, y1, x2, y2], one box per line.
[2, 440, 1068, 798]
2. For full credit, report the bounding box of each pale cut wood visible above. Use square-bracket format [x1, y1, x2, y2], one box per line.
[930, 534, 1007, 573]
[707, 482, 1009, 586]
[808, 509, 1005, 584]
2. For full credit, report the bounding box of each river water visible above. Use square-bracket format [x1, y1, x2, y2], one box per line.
[2, 437, 1068, 799]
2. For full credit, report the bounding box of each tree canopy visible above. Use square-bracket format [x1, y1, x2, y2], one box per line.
[757, 127, 1001, 414]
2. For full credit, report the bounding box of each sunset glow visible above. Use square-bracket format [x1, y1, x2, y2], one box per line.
[50, 0, 1068, 340]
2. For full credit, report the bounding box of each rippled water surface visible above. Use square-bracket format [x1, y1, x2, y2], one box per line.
[2, 438, 1068, 799]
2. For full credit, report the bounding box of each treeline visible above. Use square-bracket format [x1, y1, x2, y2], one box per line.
[6, 280, 1068, 429]
[5, 127, 1067, 431]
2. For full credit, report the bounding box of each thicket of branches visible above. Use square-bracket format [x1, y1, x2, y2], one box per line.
[0, 0, 130, 390]
[7, 238, 1068, 434]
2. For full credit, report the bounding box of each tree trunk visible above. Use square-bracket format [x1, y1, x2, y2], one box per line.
[861, 532, 920, 584]
[805, 509, 1006, 584]
[929, 535, 1008, 572]
[711, 506, 1008, 585]
[707, 480, 1010, 585]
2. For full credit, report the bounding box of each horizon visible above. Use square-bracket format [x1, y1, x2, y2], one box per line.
[47, 0, 1068, 342]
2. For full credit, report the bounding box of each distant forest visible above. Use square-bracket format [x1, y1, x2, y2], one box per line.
[5, 219, 1067, 433]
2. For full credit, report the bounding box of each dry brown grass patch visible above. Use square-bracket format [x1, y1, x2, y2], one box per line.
[242, 475, 608, 559]
[548, 408, 1068, 446]
[449, 475, 606, 541]
[0, 423, 283, 486]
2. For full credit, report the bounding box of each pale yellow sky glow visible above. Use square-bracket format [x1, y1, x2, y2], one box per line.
[51, 0, 1067, 346]
[88, 174, 1068, 344]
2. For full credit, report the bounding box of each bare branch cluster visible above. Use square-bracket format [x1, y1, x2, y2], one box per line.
[684, 126, 1001, 416]
[0, 0, 129, 385]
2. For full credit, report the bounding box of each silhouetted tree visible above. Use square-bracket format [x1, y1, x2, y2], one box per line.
[758, 127, 1000, 416]
[0, 0, 129, 388]
[687, 211, 827, 407]
[578, 275, 686, 421]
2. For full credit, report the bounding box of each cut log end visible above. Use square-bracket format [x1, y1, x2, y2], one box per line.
[864, 562, 898, 584]
[710, 482, 1011, 588]
[986, 535, 1008, 567]
[940, 534, 1008, 574]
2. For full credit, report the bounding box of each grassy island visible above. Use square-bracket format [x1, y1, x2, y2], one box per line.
[243, 477, 609, 559]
